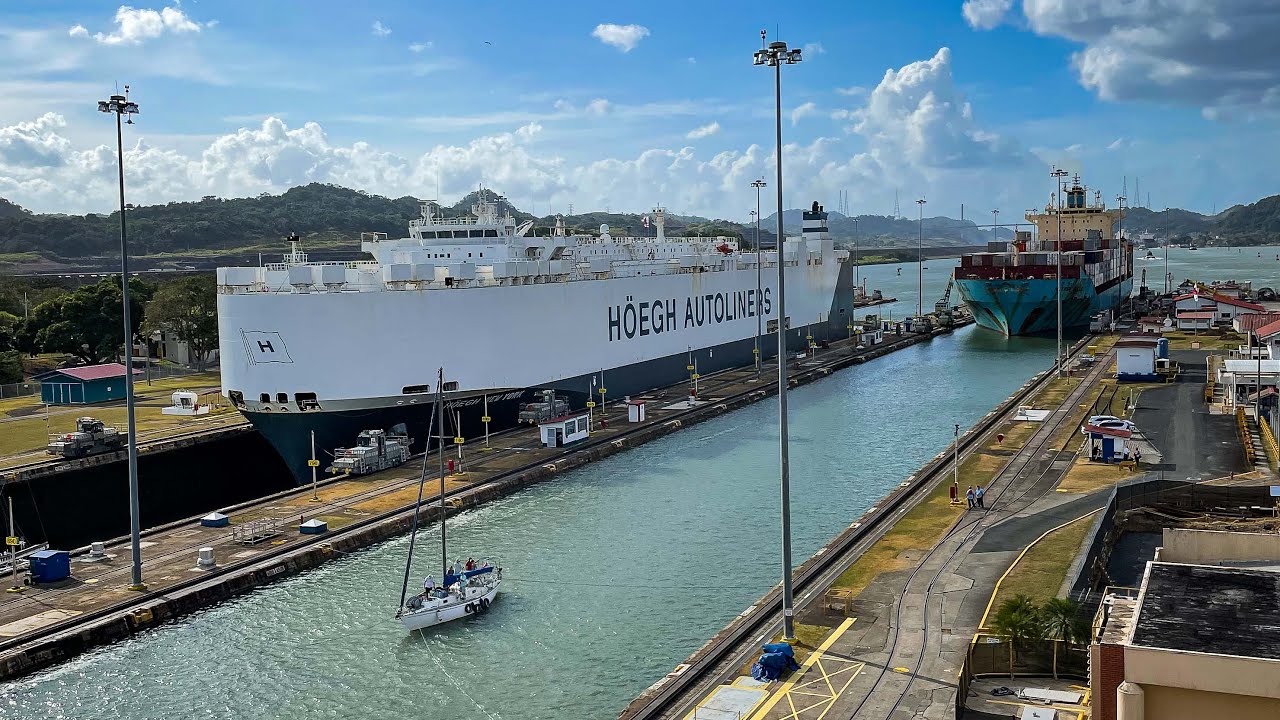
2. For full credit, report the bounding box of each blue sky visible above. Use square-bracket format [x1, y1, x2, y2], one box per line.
[1, 0, 1278, 221]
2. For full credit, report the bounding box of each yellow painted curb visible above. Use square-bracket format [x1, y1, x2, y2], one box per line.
[977, 509, 1101, 630]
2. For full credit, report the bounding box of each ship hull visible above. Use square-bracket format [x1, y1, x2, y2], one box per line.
[222, 256, 854, 483]
[956, 275, 1132, 336]
[241, 319, 830, 483]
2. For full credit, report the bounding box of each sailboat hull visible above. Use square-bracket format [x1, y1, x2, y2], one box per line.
[400, 580, 501, 631]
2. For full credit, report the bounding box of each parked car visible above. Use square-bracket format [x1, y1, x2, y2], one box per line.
[1083, 415, 1136, 433]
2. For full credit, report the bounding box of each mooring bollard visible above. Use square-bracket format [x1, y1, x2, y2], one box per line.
[196, 547, 216, 570]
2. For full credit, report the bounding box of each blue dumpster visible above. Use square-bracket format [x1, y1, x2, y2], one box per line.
[29, 550, 70, 583]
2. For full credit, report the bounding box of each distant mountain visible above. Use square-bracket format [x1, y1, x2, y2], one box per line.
[764, 208, 1013, 247]
[3, 184, 1280, 264]
[0, 198, 29, 220]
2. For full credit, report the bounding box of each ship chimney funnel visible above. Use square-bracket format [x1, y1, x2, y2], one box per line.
[653, 207, 666, 241]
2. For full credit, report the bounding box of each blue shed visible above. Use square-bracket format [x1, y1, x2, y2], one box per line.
[35, 363, 142, 405]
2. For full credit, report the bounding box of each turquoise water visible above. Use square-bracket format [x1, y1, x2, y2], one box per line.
[2, 250, 1266, 719]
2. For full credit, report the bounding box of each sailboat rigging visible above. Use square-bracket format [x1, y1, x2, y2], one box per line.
[396, 368, 502, 631]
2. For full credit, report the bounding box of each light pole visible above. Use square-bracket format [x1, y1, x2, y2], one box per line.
[1051, 168, 1068, 377]
[98, 88, 145, 591]
[1116, 193, 1126, 303]
[992, 209, 999, 246]
[952, 423, 960, 493]
[916, 198, 926, 318]
[752, 178, 768, 379]
[754, 30, 802, 642]
[1163, 207, 1170, 294]
[853, 217, 860, 299]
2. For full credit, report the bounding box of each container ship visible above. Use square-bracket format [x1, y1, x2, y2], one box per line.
[954, 177, 1131, 335]
[217, 196, 854, 482]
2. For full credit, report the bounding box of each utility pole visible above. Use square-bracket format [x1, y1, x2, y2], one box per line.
[754, 30, 802, 642]
[916, 198, 926, 318]
[310, 430, 319, 502]
[752, 179, 767, 379]
[1051, 168, 1068, 377]
[98, 87, 145, 591]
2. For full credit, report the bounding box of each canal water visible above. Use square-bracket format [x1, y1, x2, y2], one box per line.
[2, 251, 1272, 720]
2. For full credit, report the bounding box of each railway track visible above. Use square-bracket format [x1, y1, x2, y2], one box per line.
[856, 352, 1111, 720]
[0, 349, 812, 657]
[625, 335, 1098, 720]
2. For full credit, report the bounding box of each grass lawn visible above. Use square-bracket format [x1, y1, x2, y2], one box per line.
[986, 511, 1097, 618]
[0, 371, 221, 418]
[1163, 331, 1244, 351]
[1055, 456, 1142, 494]
[0, 398, 238, 458]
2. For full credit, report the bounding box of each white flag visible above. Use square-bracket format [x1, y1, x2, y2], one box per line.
[642, 215, 650, 229]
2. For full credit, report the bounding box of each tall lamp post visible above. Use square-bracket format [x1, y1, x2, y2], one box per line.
[1163, 207, 1170, 294]
[752, 178, 768, 379]
[98, 88, 145, 591]
[916, 198, 926, 318]
[1051, 168, 1068, 377]
[753, 30, 802, 642]
[992, 209, 999, 245]
[852, 217, 860, 297]
[1116, 193, 1126, 302]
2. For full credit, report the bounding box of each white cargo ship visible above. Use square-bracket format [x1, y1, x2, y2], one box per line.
[217, 196, 854, 482]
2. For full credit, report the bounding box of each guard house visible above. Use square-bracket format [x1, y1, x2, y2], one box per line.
[538, 413, 590, 448]
[36, 363, 142, 405]
[1116, 336, 1159, 382]
[1084, 423, 1132, 462]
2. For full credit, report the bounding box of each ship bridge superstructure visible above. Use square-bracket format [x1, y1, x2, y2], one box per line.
[218, 196, 840, 297]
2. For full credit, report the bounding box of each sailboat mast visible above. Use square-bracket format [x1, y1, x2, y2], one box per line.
[395, 396, 437, 613]
[438, 368, 448, 578]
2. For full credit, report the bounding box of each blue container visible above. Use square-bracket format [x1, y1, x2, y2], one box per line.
[1156, 337, 1169, 359]
[29, 550, 70, 583]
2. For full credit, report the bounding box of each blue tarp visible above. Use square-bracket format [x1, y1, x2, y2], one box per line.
[463, 566, 494, 578]
[750, 643, 800, 681]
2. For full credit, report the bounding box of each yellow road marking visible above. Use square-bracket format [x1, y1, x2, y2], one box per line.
[748, 617, 863, 720]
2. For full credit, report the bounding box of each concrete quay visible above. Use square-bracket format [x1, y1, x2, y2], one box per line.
[621, 335, 1112, 720]
[0, 316, 972, 682]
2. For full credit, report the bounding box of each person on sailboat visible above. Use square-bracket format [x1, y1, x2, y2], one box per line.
[424, 575, 435, 593]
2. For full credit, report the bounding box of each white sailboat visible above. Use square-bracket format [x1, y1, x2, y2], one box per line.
[395, 369, 502, 631]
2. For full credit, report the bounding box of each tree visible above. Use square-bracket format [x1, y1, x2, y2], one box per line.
[1040, 597, 1088, 679]
[28, 277, 150, 365]
[0, 350, 22, 384]
[141, 276, 218, 369]
[0, 310, 21, 351]
[991, 594, 1042, 679]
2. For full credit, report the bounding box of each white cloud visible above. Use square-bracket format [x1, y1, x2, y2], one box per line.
[790, 102, 819, 126]
[1008, 0, 1280, 117]
[687, 57, 696, 65]
[835, 86, 866, 97]
[71, 5, 204, 45]
[849, 47, 1030, 170]
[830, 109, 853, 121]
[0, 48, 1045, 221]
[1107, 137, 1127, 151]
[961, 0, 1013, 30]
[686, 122, 720, 140]
[804, 42, 826, 56]
[408, 41, 431, 53]
[0, 113, 70, 168]
[591, 23, 649, 52]
[372, 20, 391, 37]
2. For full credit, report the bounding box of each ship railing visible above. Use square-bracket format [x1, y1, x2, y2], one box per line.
[410, 216, 479, 227]
[262, 260, 376, 271]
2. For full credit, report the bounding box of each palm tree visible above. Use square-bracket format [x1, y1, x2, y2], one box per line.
[1041, 597, 1088, 679]
[991, 594, 1042, 679]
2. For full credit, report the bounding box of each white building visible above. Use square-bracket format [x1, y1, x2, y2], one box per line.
[1176, 311, 1214, 332]
[1173, 292, 1264, 323]
[1116, 336, 1158, 381]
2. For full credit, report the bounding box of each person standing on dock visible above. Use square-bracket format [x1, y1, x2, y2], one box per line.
[965, 486, 976, 509]
[975, 485, 985, 509]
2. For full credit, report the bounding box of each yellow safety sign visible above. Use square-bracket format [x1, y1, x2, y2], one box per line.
[586, 401, 596, 408]
[307, 459, 320, 467]
[4, 536, 18, 547]
[481, 416, 491, 423]
[453, 437, 464, 444]
[691, 373, 700, 380]
[598, 387, 607, 395]
[686, 364, 695, 371]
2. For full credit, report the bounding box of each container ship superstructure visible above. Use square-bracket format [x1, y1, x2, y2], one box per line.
[954, 177, 1131, 335]
[217, 197, 854, 482]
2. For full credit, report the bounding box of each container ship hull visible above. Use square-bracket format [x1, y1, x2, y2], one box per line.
[955, 274, 1133, 335]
